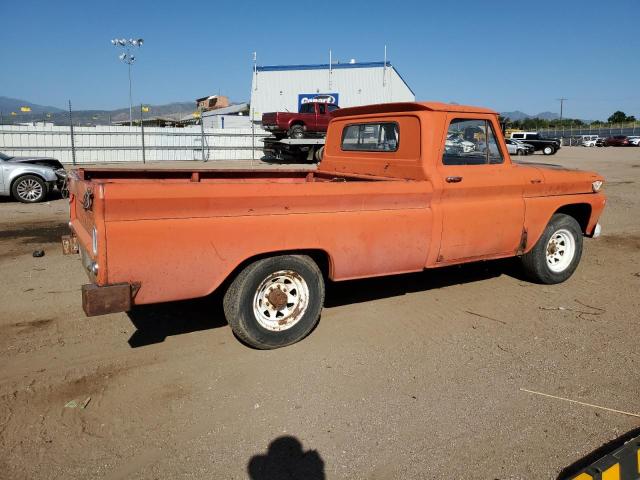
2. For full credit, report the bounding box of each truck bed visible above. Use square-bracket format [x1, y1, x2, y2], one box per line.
[69, 167, 433, 305]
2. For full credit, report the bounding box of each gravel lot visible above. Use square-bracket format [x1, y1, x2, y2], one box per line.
[1, 147, 639, 479]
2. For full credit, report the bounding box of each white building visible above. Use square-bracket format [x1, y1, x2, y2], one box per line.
[249, 61, 415, 122]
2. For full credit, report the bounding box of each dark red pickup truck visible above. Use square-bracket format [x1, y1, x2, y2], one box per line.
[262, 102, 339, 139]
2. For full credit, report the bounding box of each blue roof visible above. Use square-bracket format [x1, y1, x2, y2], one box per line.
[255, 61, 415, 97]
[256, 61, 388, 72]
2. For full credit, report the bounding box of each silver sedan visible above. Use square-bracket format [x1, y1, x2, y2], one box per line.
[0, 152, 67, 203]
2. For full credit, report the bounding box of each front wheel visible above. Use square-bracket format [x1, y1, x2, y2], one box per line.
[288, 124, 305, 139]
[542, 145, 555, 155]
[520, 213, 583, 284]
[223, 255, 325, 349]
[12, 175, 47, 203]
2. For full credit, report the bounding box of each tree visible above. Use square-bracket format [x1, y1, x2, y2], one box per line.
[608, 111, 628, 123]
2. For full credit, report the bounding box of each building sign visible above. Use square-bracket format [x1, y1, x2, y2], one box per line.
[297, 93, 339, 111]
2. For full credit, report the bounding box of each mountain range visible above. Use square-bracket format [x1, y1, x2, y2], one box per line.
[0, 96, 195, 125]
[1, 96, 563, 125]
[500, 110, 560, 121]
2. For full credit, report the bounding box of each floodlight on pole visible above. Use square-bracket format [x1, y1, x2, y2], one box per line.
[111, 37, 144, 126]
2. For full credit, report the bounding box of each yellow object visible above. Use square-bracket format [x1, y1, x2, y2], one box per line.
[11, 112, 17, 116]
[193, 111, 201, 118]
[142, 106, 149, 112]
[20, 106, 31, 112]
[572, 474, 592, 480]
[602, 463, 620, 480]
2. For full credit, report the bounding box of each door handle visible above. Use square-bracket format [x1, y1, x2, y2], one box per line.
[446, 176, 463, 183]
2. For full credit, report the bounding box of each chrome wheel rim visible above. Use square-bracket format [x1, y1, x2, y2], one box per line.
[16, 178, 43, 201]
[253, 270, 309, 331]
[546, 229, 575, 273]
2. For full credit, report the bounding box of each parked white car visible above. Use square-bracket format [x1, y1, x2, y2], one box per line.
[445, 133, 475, 153]
[628, 136, 640, 146]
[576, 135, 600, 147]
[505, 138, 534, 155]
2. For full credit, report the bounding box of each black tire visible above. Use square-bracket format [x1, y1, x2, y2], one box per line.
[11, 175, 47, 203]
[223, 255, 325, 349]
[314, 146, 325, 162]
[520, 213, 583, 284]
[516, 149, 523, 156]
[542, 145, 555, 155]
[289, 124, 305, 139]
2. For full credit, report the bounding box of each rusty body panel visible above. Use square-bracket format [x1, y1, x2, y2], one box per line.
[67, 101, 606, 315]
[81, 283, 133, 316]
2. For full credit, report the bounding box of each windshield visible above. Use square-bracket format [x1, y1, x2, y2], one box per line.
[0, 152, 13, 161]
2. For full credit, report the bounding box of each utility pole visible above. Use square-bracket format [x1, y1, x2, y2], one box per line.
[556, 98, 568, 122]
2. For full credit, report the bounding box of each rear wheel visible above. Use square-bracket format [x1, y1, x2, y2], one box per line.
[223, 255, 325, 349]
[289, 124, 305, 139]
[520, 213, 583, 284]
[542, 145, 555, 155]
[12, 175, 47, 203]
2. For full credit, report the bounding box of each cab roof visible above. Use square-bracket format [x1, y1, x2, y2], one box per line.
[331, 101, 497, 118]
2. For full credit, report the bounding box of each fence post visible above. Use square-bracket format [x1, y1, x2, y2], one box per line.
[68, 100, 76, 165]
[140, 105, 146, 164]
[251, 115, 255, 162]
[200, 118, 206, 161]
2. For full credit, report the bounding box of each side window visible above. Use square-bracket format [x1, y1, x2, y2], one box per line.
[317, 103, 326, 114]
[341, 122, 399, 152]
[300, 104, 313, 114]
[327, 104, 339, 112]
[442, 119, 504, 165]
[486, 123, 504, 164]
[512, 133, 524, 139]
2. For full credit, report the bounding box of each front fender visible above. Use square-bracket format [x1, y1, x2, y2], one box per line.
[9, 165, 57, 185]
[522, 193, 606, 252]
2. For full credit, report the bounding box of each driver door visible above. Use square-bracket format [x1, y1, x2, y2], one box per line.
[436, 115, 525, 263]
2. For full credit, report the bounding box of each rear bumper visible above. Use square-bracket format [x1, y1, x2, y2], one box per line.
[81, 283, 135, 316]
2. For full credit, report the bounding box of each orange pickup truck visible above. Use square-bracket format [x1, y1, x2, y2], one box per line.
[65, 102, 606, 349]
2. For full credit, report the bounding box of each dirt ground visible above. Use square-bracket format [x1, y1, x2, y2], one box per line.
[0, 147, 639, 479]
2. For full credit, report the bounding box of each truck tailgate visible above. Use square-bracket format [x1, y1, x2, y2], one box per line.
[68, 171, 106, 284]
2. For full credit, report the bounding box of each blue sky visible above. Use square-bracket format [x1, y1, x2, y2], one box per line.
[1, 0, 638, 119]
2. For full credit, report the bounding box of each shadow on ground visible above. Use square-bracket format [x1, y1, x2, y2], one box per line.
[0, 221, 69, 245]
[127, 292, 227, 348]
[248, 435, 325, 480]
[126, 258, 524, 347]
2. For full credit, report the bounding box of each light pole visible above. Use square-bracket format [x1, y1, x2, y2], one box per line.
[111, 38, 143, 127]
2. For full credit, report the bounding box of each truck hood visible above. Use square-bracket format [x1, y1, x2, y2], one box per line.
[514, 161, 603, 196]
[7, 156, 65, 170]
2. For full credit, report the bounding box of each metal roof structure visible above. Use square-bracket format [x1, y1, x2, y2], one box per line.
[201, 103, 249, 117]
[255, 61, 414, 96]
[250, 60, 415, 121]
